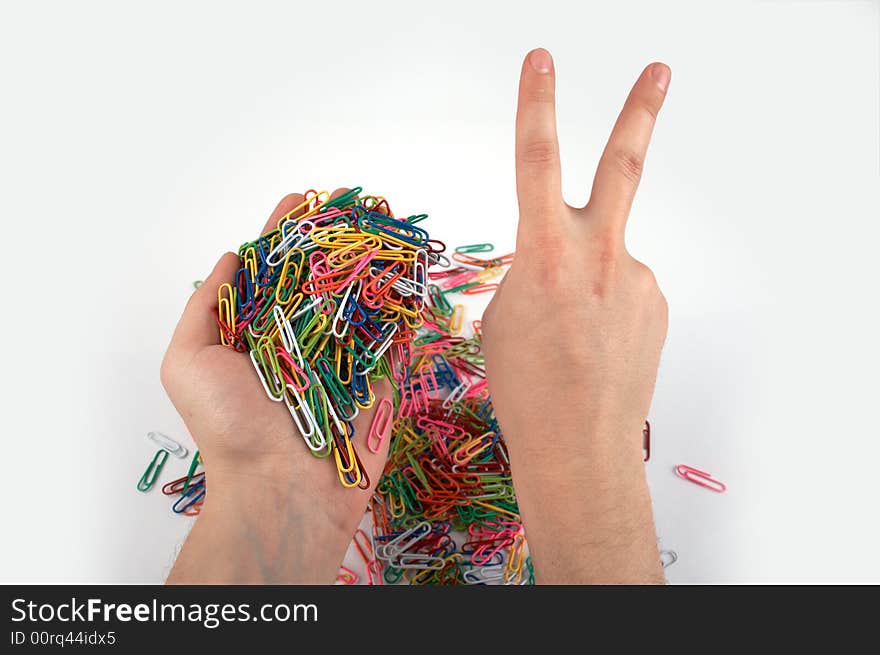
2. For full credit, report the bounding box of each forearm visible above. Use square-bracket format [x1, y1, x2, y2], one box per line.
[507, 418, 663, 585]
[166, 472, 348, 585]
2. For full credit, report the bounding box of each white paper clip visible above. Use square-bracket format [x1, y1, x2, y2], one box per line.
[660, 549, 678, 569]
[147, 431, 188, 458]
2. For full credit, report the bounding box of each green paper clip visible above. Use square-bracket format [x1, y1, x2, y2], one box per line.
[182, 450, 201, 493]
[137, 449, 169, 492]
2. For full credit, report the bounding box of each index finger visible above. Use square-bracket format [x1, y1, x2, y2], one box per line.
[515, 49, 563, 228]
[163, 251, 240, 368]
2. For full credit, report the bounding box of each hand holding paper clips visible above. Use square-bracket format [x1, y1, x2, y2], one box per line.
[160, 189, 402, 584]
[482, 49, 670, 584]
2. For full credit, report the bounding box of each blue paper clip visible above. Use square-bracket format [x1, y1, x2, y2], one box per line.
[172, 479, 206, 514]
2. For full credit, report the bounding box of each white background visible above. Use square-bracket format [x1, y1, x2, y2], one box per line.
[1, 0, 878, 583]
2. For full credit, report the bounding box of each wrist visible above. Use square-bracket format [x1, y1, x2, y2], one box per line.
[507, 437, 649, 512]
[197, 461, 349, 584]
[501, 409, 647, 471]
[504, 428, 660, 584]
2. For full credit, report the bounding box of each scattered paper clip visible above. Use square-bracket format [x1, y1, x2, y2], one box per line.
[137, 450, 168, 492]
[675, 464, 726, 493]
[147, 431, 188, 459]
[162, 472, 205, 496]
[336, 566, 358, 584]
[660, 549, 678, 569]
[182, 450, 201, 492]
[172, 478, 205, 514]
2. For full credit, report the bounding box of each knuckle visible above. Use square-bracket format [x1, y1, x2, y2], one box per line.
[517, 139, 559, 166]
[595, 231, 622, 267]
[639, 98, 660, 121]
[634, 261, 658, 290]
[589, 278, 612, 299]
[590, 262, 618, 299]
[652, 289, 669, 331]
[592, 235, 623, 290]
[589, 261, 620, 299]
[609, 147, 644, 184]
[657, 289, 669, 317]
[522, 88, 555, 105]
[528, 230, 564, 255]
[525, 242, 567, 285]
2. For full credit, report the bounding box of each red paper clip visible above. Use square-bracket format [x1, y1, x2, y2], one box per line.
[675, 464, 726, 493]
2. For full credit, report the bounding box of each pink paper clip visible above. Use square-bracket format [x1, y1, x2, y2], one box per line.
[397, 391, 412, 419]
[367, 397, 394, 453]
[675, 464, 726, 493]
[366, 559, 383, 586]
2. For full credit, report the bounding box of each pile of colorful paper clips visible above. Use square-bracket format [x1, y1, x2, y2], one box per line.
[215, 187, 437, 489]
[342, 242, 534, 585]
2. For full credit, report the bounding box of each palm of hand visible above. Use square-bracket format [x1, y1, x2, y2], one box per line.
[162, 190, 393, 536]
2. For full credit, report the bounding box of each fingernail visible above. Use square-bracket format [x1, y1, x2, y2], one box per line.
[651, 63, 671, 92]
[529, 48, 553, 74]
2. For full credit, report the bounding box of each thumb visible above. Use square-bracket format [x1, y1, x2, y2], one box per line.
[350, 377, 395, 491]
[166, 252, 241, 362]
